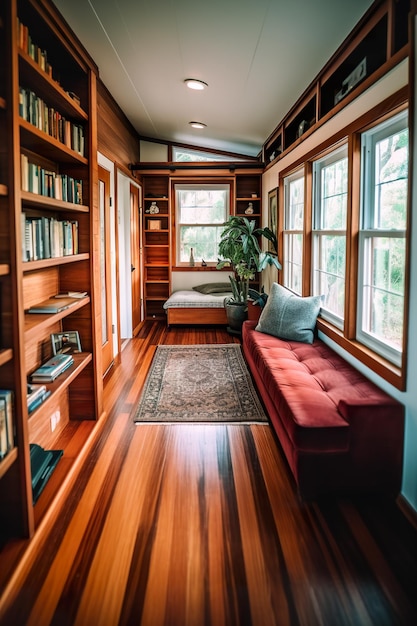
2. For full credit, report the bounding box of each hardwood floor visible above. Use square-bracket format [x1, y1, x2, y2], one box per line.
[1, 322, 416, 625]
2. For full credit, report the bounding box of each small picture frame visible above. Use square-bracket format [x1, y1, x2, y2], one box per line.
[268, 187, 278, 252]
[51, 331, 82, 355]
[148, 219, 162, 230]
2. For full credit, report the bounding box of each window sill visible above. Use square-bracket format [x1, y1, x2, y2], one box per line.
[172, 265, 230, 272]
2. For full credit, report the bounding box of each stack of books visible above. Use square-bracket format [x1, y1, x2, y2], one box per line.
[30, 354, 73, 383]
[27, 383, 51, 414]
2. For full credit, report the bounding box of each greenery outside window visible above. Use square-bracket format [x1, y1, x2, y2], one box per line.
[283, 170, 304, 294]
[175, 184, 230, 265]
[312, 145, 348, 328]
[357, 111, 408, 366]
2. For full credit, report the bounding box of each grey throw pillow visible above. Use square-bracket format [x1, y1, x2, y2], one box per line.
[255, 283, 321, 344]
[192, 282, 232, 294]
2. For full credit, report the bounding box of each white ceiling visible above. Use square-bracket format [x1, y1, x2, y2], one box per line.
[53, 0, 375, 158]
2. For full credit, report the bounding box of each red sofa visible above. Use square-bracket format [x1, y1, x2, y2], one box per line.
[242, 320, 405, 499]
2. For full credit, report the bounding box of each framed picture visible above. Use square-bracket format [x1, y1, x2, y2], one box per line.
[51, 331, 82, 355]
[148, 219, 162, 230]
[268, 187, 278, 252]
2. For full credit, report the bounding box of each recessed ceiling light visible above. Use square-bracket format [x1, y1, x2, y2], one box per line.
[189, 121, 207, 129]
[184, 79, 208, 90]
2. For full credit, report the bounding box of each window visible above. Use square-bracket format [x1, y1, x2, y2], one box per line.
[173, 147, 239, 162]
[358, 111, 408, 366]
[283, 170, 304, 294]
[175, 184, 230, 265]
[312, 145, 348, 328]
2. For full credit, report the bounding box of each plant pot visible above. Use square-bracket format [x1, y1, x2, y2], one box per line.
[225, 301, 248, 332]
[247, 300, 262, 322]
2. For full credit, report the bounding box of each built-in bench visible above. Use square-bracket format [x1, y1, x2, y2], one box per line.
[242, 319, 405, 499]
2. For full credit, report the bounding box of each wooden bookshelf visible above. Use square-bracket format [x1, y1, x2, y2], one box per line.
[0, 0, 103, 543]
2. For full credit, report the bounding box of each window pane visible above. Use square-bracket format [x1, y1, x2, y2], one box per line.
[374, 129, 408, 229]
[179, 226, 224, 263]
[283, 233, 303, 294]
[312, 147, 347, 325]
[362, 236, 405, 349]
[313, 234, 346, 318]
[178, 189, 227, 224]
[286, 178, 304, 229]
[359, 111, 408, 364]
[175, 184, 230, 265]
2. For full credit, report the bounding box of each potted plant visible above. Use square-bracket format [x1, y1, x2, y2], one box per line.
[216, 216, 281, 330]
[247, 286, 268, 322]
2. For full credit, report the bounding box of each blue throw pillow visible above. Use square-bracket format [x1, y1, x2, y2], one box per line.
[256, 283, 321, 344]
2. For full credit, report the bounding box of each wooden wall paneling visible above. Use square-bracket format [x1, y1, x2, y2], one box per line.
[97, 80, 141, 169]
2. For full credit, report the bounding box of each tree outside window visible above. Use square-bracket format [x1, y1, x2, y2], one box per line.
[175, 184, 230, 265]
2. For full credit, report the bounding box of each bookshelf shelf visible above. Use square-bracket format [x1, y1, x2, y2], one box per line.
[20, 120, 88, 166]
[0, 448, 18, 480]
[24, 297, 90, 337]
[27, 352, 92, 419]
[22, 253, 90, 272]
[18, 50, 88, 121]
[0, 348, 13, 368]
[20, 190, 89, 212]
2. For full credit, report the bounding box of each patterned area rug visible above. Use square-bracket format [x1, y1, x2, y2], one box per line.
[133, 344, 268, 423]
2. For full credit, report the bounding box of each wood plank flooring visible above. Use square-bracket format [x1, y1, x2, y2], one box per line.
[1, 322, 416, 625]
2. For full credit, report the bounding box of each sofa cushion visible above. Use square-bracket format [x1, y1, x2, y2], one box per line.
[256, 283, 321, 344]
[192, 282, 231, 294]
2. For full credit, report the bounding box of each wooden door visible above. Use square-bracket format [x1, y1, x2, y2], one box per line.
[130, 184, 142, 336]
[98, 166, 113, 376]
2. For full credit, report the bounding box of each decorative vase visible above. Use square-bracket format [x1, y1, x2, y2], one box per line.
[189, 247, 195, 266]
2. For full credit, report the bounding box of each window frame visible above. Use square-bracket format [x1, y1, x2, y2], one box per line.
[312, 144, 348, 329]
[356, 109, 408, 368]
[282, 168, 305, 295]
[174, 182, 231, 267]
[277, 94, 409, 389]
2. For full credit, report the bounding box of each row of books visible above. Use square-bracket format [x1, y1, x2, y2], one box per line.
[0, 390, 14, 461]
[30, 353, 74, 383]
[21, 154, 83, 204]
[21, 213, 79, 262]
[27, 383, 51, 415]
[19, 87, 85, 156]
[17, 19, 53, 78]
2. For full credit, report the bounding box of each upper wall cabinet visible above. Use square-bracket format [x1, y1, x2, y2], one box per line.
[263, 0, 411, 165]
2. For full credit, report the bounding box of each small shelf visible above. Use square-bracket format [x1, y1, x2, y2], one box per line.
[0, 184, 8, 196]
[20, 119, 88, 166]
[28, 353, 92, 419]
[18, 50, 88, 122]
[33, 419, 96, 525]
[24, 296, 90, 337]
[0, 348, 13, 368]
[0, 263, 10, 276]
[0, 448, 18, 481]
[20, 190, 89, 212]
[22, 253, 90, 272]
